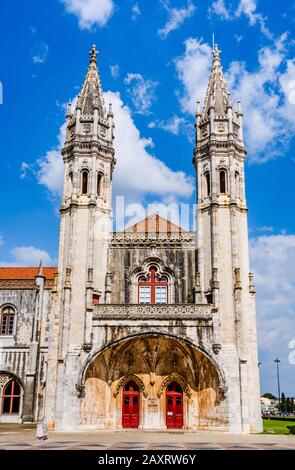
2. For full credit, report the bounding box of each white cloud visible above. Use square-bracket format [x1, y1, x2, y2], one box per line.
[280, 59, 295, 105]
[24, 91, 193, 205]
[210, 0, 231, 19]
[209, 0, 272, 38]
[124, 73, 158, 115]
[131, 3, 141, 20]
[61, 0, 114, 30]
[105, 90, 194, 202]
[0, 234, 4, 246]
[21, 123, 65, 201]
[250, 234, 295, 395]
[148, 115, 193, 141]
[174, 38, 211, 115]
[32, 43, 49, 64]
[30, 28, 49, 64]
[158, 0, 196, 39]
[175, 35, 295, 162]
[110, 64, 120, 78]
[0, 246, 53, 267]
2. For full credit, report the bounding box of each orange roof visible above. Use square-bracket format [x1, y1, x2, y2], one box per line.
[0, 267, 57, 280]
[124, 214, 184, 233]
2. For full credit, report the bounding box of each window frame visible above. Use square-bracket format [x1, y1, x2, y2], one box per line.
[81, 169, 89, 195]
[204, 171, 211, 196]
[97, 172, 103, 197]
[0, 305, 16, 336]
[137, 266, 169, 304]
[1, 379, 22, 415]
[219, 169, 227, 194]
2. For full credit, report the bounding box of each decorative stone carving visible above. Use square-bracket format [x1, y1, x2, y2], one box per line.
[113, 374, 148, 398]
[157, 373, 191, 398]
[93, 304, 213, 321]
[0, 374, 10, 390]
[217, 123, 225, 133]
[83, 123, 91, 134]
[82, 343, 92, 353]
[75, 384, 85, 398]
[212, 343, 222, 355]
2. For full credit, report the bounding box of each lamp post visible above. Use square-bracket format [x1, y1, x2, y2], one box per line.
[274, 358, 281, 410]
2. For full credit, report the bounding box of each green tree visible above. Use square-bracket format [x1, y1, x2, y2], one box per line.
[262, 393, 277, 400]
[280, 393, 286, 412]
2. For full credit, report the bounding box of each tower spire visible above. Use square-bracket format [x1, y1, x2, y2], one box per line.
[78, 43, 106, 117]
[202, 43, 232, 118]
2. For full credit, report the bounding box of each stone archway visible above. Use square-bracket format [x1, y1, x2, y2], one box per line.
[79, 334, 228, 430]
[0, 371, 24, 423]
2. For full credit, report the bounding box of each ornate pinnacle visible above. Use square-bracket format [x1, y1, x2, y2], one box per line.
[89, 44, 98, 64]
[212, 43, 221, 63]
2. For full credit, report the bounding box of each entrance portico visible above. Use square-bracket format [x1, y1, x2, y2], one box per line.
[79, 335, 228, 431]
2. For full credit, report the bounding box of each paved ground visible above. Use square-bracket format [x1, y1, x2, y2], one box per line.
[0, 424, 294, 450]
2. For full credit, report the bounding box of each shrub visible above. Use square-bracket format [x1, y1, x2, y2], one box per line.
[287, 426, 295, 435]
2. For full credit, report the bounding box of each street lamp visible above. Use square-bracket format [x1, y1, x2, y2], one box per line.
[274, 358, 281, 409]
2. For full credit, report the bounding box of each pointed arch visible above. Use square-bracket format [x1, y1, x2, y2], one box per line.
[113, 374, 148, 398]
[157, 373, 191, 398]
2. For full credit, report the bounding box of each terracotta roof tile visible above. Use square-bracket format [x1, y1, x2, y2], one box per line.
[124, 214, 184, 233]
[0, 267, 57, 280]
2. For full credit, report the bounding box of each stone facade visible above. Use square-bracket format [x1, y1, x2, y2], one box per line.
[0, 44, 262, 432]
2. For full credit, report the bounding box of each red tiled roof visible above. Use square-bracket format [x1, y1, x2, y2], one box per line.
[0, 267, 57, 280]
[124, 214, 184, 233]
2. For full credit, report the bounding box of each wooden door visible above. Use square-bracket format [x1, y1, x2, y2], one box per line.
[166, 381, 183, 429]
[122, 381, 140, 428]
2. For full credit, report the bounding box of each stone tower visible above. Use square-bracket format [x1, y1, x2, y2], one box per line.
[44, 45, 115, 430]
[193, 44, 262, 432]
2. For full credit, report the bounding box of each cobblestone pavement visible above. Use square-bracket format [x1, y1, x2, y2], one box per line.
[0, 425, 294, 450]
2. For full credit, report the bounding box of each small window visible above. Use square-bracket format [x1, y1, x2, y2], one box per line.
[69, 171, 73, 193]
[97, 173, 103, 197]
[204, 172, 210, 196]
[1, 306, 15, 336]
[92, 294, 100, 305]
[81, 170, 88, 195]
[219, 170, 226, 194]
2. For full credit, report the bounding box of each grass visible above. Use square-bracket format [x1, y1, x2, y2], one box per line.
[263, 418, 295, 435]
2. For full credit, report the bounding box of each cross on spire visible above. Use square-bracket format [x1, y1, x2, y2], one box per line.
[89, 44, 99, 64]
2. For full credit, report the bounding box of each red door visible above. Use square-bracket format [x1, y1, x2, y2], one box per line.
[122, 381, 140, 428]
[166, 381, 183, 429]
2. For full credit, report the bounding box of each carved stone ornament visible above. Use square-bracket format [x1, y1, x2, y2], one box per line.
[0, 374, 10, 390]
[212, 343, 222, 355]
[217, 123, 225, 133]
[113, 374, 148, 398]
[82, 343, 92, 353]
[83, 123, 91, 134]
[75, 384, 85, 398]
[157, 373, 191, 398]
[218, 384, 228, 400]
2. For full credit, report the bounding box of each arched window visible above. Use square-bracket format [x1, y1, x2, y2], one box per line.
[138, 266, 169, 304]
[204, 172, 210, 196]
[219, 170, 226, 194]
[235, 171, 240, 197]
[81, 170, 89, 195]
[2, 379, 22, 415]
[97, 173, 103, 197]
[1, 305, 16, 336]
[69, 171, 73, 193]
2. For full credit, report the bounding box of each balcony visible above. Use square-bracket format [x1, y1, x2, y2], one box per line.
[93, 304, 213, 325]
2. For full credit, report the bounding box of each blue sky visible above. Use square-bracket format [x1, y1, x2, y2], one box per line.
[0, 0, 295, 395]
